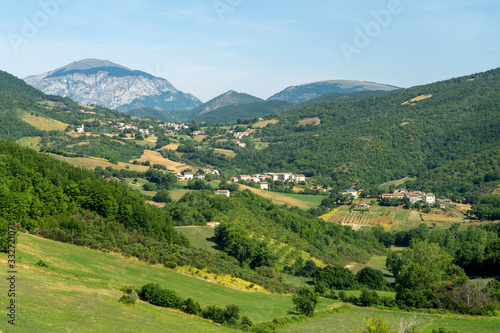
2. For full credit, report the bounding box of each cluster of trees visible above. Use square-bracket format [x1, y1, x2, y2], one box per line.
[386, 223, 500, 276]
[139, 283, 253, 330]
[387, 241, 500, 315]
[215, 220, 278, 269]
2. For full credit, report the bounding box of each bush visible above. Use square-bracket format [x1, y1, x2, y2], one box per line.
[35, 260, 49, 268]
[164, 261, 177, 269]
[292, 287, 319, 317]
[142, 183, 157, 191]
[181, 298, 202, 315]
[359, 288, 380, 307]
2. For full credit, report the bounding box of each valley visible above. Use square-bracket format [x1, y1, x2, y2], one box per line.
[0, 66, 499, 332]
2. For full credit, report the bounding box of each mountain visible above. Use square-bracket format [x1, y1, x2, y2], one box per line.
[24, 58, 202, 111]
[191, 90, 264, 115]
[178, 68, 500, 200]
[268, 80, 399, 103]
[126, 90, 265, 123]
[192, 91, 391, 124]
[193, 100, 294, 124]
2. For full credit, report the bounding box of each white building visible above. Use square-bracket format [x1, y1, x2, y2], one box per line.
[216, 190, 230, 197]
[423, 193, 436, 204]
[294, 174, 306, 183]
[76, 124, 84, 133]
[259, 182, 269, 190]
[184, 173, 194, 180]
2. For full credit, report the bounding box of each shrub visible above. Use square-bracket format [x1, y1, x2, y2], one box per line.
[181, 298, 202, 315]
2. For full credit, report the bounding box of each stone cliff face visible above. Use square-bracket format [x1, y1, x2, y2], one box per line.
[24, 59, 201, 111]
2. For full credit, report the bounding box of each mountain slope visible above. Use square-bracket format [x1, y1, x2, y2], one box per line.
[179, 68, 500, 199]
[192, 91, 391, 124]
[192, 90, 264, 115]
[268, 80, 399, 103]
[193, 100, 294, 124]
[24, 58, 202, 111]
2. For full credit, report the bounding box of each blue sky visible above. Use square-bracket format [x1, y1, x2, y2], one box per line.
[0, 0, 499, 101]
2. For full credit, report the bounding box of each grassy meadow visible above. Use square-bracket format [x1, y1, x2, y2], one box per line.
[0, 233, 340, 332]
[279, 306, 500, 333]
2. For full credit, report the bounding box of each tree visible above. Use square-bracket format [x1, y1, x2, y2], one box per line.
[152, 190, 172, 203]
[356, 267, 387, 290]
[359, 288, 380, 307]
[315, 265, 357, 290]
[387, 241, 466, 308]
[292, 286, 319, 317]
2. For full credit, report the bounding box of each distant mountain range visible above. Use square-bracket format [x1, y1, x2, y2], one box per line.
[23, 59, 400, 122]
[268, 80, 399, 103]
[24, 58, 202, 112]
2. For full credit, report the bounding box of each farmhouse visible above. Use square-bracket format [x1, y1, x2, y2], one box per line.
[216, 190, 230, 197]
[258, 182, 269, 190]
[139, 129, 149, 135]
[238, 175, 251, 181]
[234, 132, 250, 139]
[381, 189, 435, 204]
[76, 124, 84, 133]
[342, 189, 359, 198]
[235, 141, 247, 148]
[294, 174, 306, 183]
[183, 173, 194, 180]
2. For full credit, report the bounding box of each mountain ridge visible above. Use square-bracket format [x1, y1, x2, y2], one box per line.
[268, 79, 399, 103]
[24, 58, 202, 112]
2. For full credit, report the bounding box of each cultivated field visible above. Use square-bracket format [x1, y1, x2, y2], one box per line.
[322, 201, 473, 231]
[253, 119, 280, 128]
[136, 150, 197, 173]
[298, 117, 320, 126]
[22, 113, 69, 131]
[239, 184, 327, 209]
[47, 153, 150, 172]
[378, 177, 416, 191]
[16, 136, 42, 149]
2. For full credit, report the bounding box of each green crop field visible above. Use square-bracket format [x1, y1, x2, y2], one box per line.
[279, 306, 500, 333]
[175, 226, 221, 254]
[1, 233, 339, 332]
[274, 192, 328, 207]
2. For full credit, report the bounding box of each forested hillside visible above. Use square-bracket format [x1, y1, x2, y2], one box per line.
[0, 139, 390, 293]
[180, 69, 500, 200]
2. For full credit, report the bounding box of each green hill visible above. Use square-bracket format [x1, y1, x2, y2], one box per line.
[193, 100, 294, 124]
[180, 68, 500, 200]
[0, 70, 46, 100]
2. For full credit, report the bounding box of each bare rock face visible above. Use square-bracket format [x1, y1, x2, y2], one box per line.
[24, 59, 201, 111]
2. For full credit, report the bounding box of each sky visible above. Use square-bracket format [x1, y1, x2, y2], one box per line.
[0, 0, 499, 102]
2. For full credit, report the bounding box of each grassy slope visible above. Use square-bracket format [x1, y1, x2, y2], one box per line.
[279, 306, 500, 333]
[175, 227, 221, 254]
[2, 233, 338, 329]
[238, 184, 326, 209]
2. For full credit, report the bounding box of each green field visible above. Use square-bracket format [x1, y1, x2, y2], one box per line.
[394, 207, 410, 221]
[275, 193, 328, 206]
[1, 233, 339, 332]
[378, 177, 416, 191]
[347, 255, 395, 284]
[279, 306, 500, 333]
[175, 226, 220, 254]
